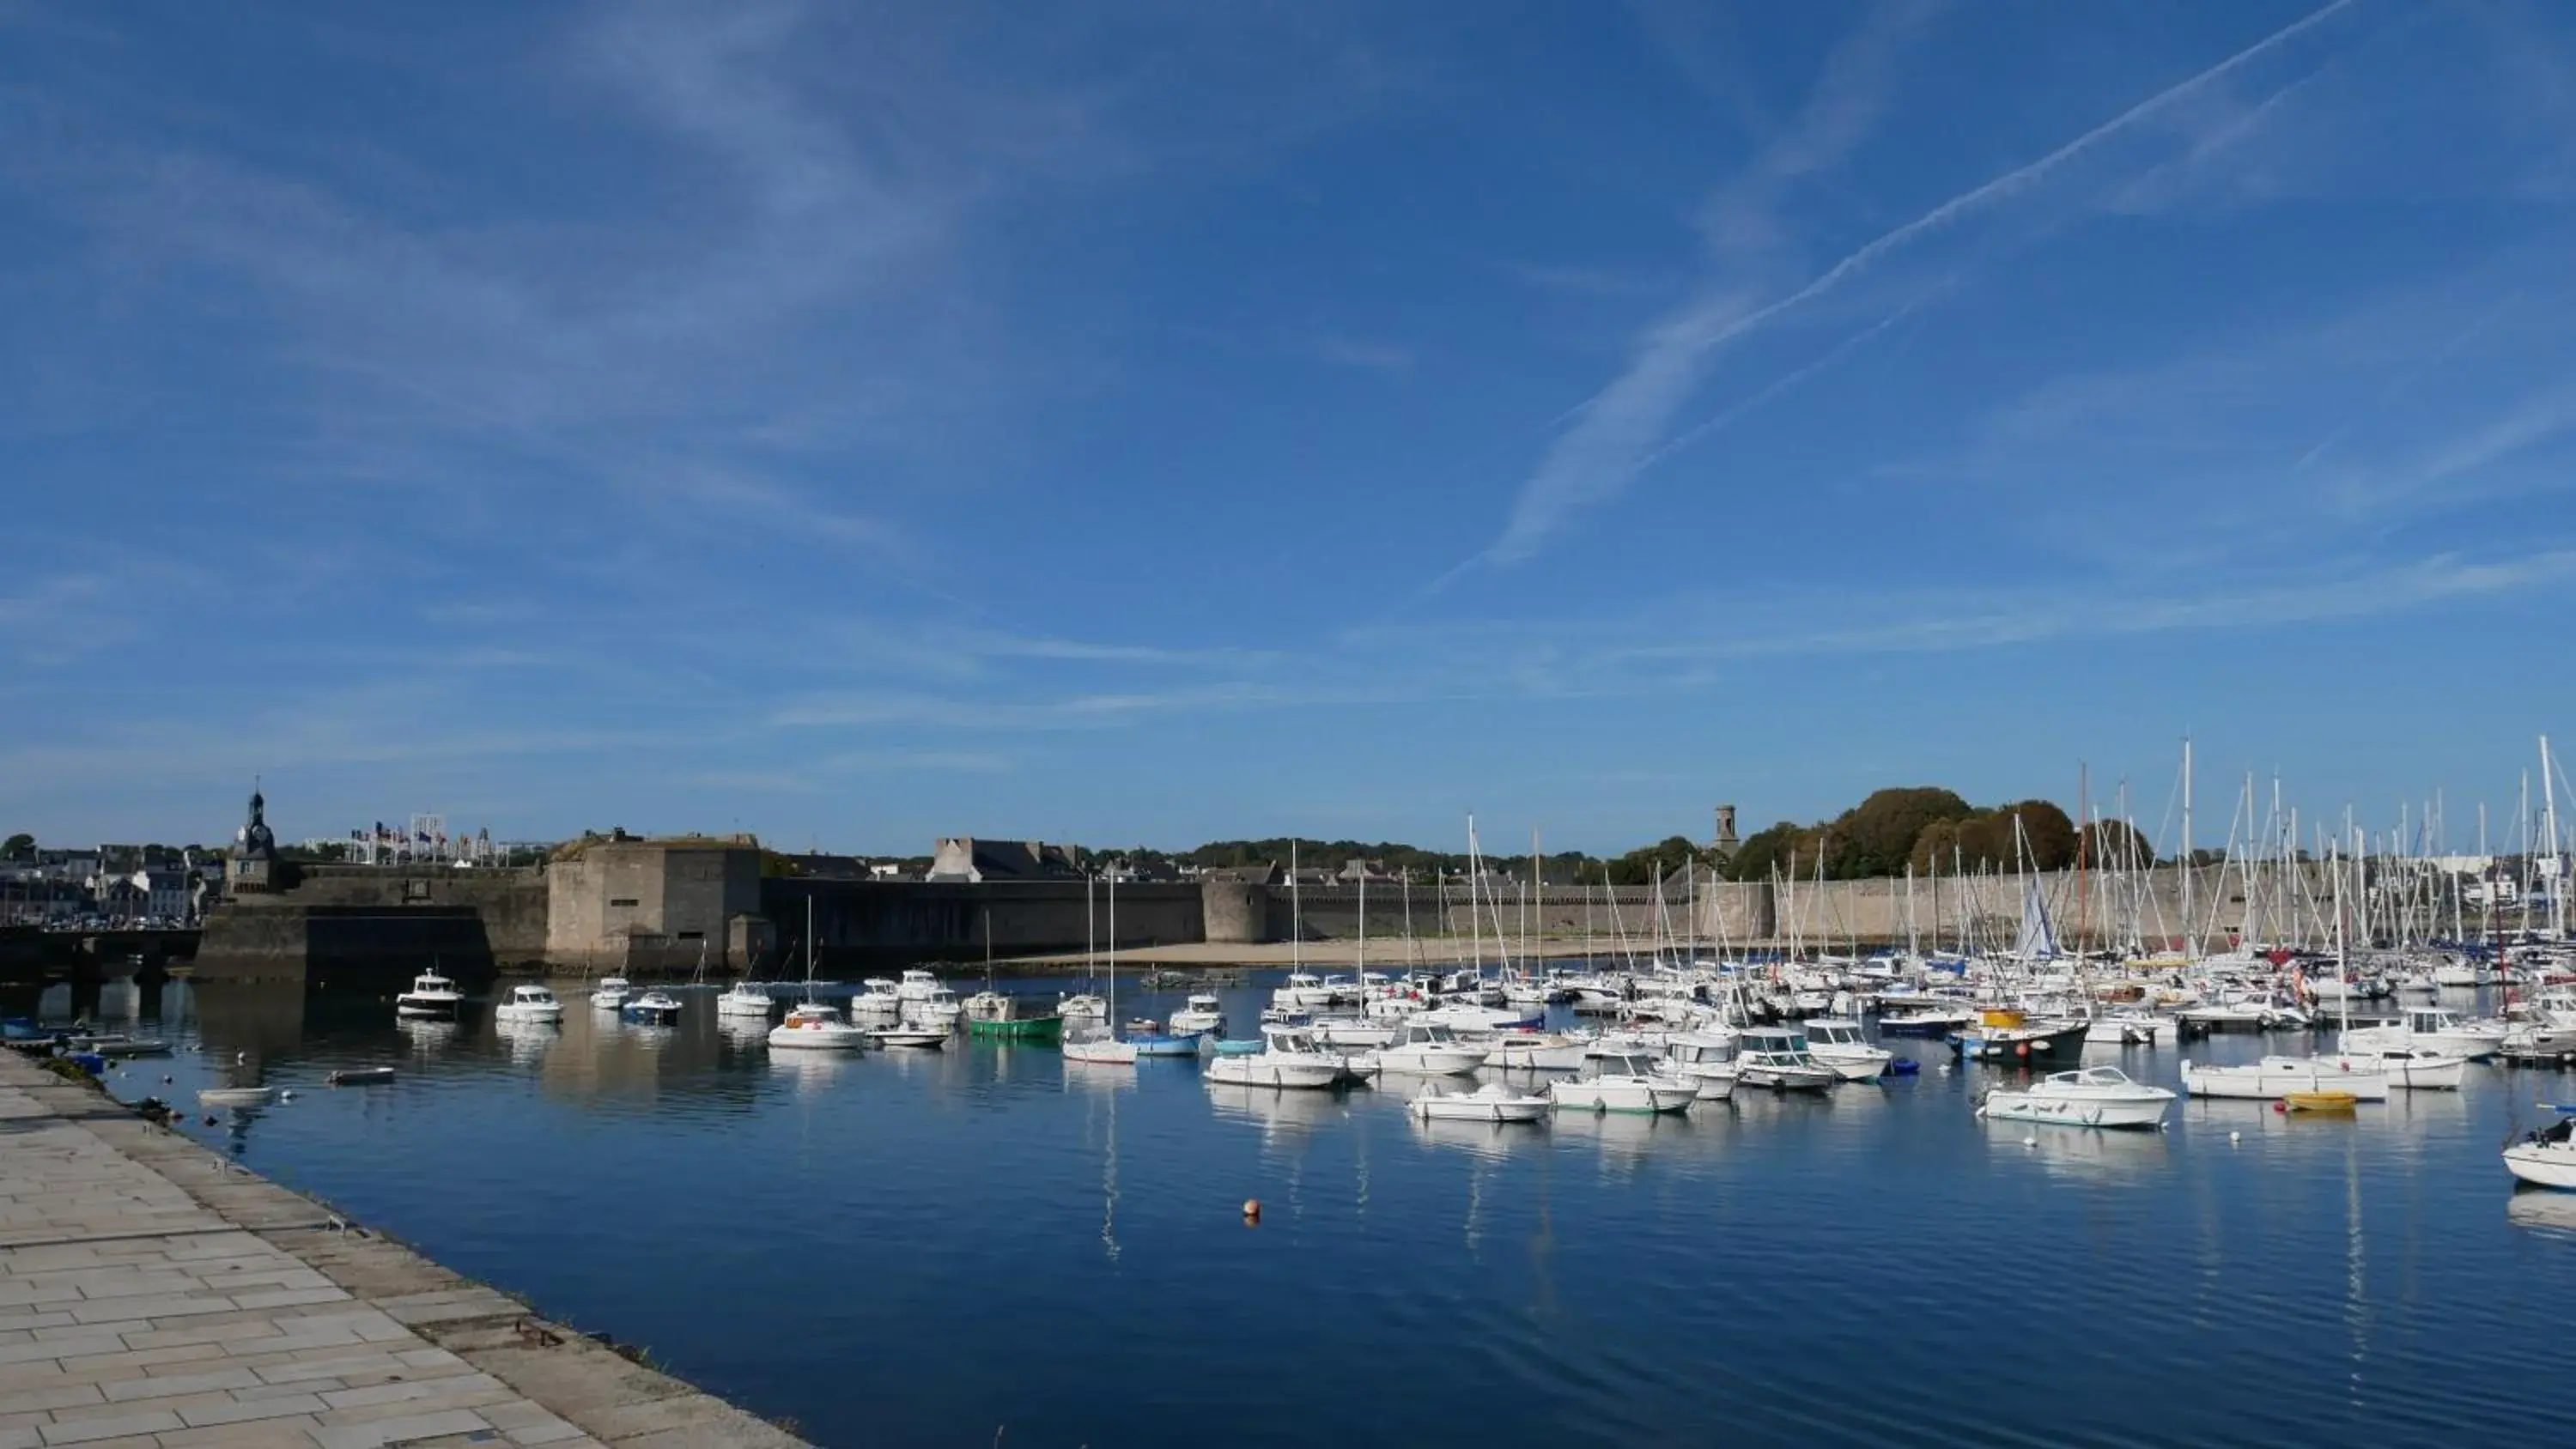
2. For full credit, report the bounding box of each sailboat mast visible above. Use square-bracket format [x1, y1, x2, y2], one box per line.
[2181, 735, 2194, 959]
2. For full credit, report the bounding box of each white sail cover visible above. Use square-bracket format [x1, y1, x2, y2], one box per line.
[2016, 877, 2059, 960]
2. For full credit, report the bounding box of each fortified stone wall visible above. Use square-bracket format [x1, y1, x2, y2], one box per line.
[545, 840, 762, 973]
[767, 878, 1205, 970]
[193, 866, 548, 988]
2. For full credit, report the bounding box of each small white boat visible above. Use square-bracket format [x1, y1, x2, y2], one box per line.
[716, 981, 774, 1018]
[850, 979, 904, 1016]
[1978, 1065, 2175, 1131]
[904, 985, 963, 1029]
[896, 968, 945, 1002]
[1801, 1018, 1893, 1082]
[620, 990, 683, 1026]
[769, 1002, 867, 1051]
[1548, 1052, 1696, 1114]
[1203, 1025, 1346, 1089]
[1373, 1022, 1487, 1076]
[493, 984, 563, 1024]
[1169, 994, 1226, 1035]
[1059, 991, 1108, 1022]
[866, 1024, 949, 1049]
[2084, 1008, 2172, 1047]
[1735, 1028, 1838, 1092]
[1062, 1034, 1140, 1065]
[197, 1086, 275, 1108]
[2178, 1056, 2391, 1101]
[590, 976, 632, 1010]
[2326, 1045, 2467, 1090]
[1482, 1031, 1590, 1072]
[1412, 1082, 1549, 1124]
[2342, 1006, 2504, 1062]
[1662, 1031, 1739, 1101]
[393, 971, 464, 1019]
[2506, 1114, 2576, 1190]
[325, 1066, 397, 1087]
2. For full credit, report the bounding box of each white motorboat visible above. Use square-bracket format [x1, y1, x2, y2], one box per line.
[393, 970, 464, 1019]
[1271, 971, 1340, 1010]
[1062, 1034, 1140, 1065]
[1483, 1032, 1590, 1072]
[1169, 994, 1225, 1035]
[2506, 1114, 2576, 1189]
[1548, 1051, 1696, 1114]
[1314, 1016, 1400, 1050]
[619, 990, 683, 1026]
[1202, 1025, 1347, 1089]
[1978, 1065, 2175, 1131]
[197, 1086, 275, 1109]
[963, 990, 1012, 1022]
[2324, 1045, 2467, 1089]
[1801, 1018, 1893, 1082]
[716, 981, 774, 1018]
[904, 986, 963, 1029]
[896, 968, 945, 1003]
[1373, 1022, 1487, 1076]
[1662, 1031, 1740, 1101]
[1411, 1082, 1549, 1124]
[2178, 1056, 2391, 1101]
[590, 976, 632, 1010]
[492, 984, 563, 1024]
[2341, 1006, 2504, 1062]
[867, 1024, 950, 1049]
[1059, 992, 1108, 1022]
[1735, 1028, 1838, 1092]
[850, 979, 904, 1017]
[2084, 1008, 2172, 1047]
[769, 1002, 867, 1052]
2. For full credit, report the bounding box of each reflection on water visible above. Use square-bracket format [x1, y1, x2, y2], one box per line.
[32, 973, 2575, 1449]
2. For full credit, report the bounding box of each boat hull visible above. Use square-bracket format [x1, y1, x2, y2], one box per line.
[2506, 1143, 2576, 1190]
[2178, 1057, 2391, 1101]
[1979, 1089, 2172, 1131]
[1412, 1092, 1547, 1124]
[967, 1016, 1065, 1042]
[1549, 1079, 1695, 1114]
[1205, 1057, 1343, 1089]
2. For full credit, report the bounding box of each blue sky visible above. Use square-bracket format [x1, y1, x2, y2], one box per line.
[7, 0, 2576, 857]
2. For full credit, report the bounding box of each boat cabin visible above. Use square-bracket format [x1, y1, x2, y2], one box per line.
[1591, 1051, 1661, 1077]
[1802, 1020, 1868, 1048]
[508, 985, 556, 1007]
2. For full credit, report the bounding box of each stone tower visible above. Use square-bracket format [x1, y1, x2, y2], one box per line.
[1713, 804, 1740, 862]
[228, 785, 280, 894]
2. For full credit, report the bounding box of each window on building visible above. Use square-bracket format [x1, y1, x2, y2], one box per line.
[677, 931, 704, 941]
[609, 897, 640, 907]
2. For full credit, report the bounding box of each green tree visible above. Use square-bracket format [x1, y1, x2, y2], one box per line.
[1830, 787, 1974, 879]
[2081, 819, 2158, 870]
[1, 834, 33, 861]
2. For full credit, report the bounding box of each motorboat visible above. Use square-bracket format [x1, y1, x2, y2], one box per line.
[896, 968, 945, 1003]
[1662, 1031, 1739, 1101]
[393, 971, 463, 1019]
[2322, 1046, 2466, 1089]
[850, 979, 904, 1017]
[1059, 991, 1108, 1023]
[590, 976, 632, 1010]
[1482, 1031, 1590, 1072]
[2084, 1008, 2172, 1047]
[1977, 1066, 2174, 1131]
[1271, 971, 1340, 1010]
[904, 986, 963, 1029]
[196, 1086, 275, 1109]
[1801, 1018, 1893, 1082]
[2178, 1056, 2391, 1101]
[1876, 1002, 1977, 1038]
[1169, 994, 1226, 1034]
[1374, 1022, 1488, 1076]
[1411, 1081, 1549, 1124]
[1127, 1028, 1206, 1057]
[866, 1023, 950, 1049]
[769, 1002, 867, 1051]
[2506, 1113, 2576, 1189]
[716, 981, 774, 1018]
[1313, 1016, 1400, 1050]
[1735, 1028, 1838, 1092]
[1202, 1025, 1347, 1089]
[325, 1066, 397, 1087]
[620, 990, 683, 1026]
[493, 984, 563, 1024]
[1062, 1033, 1140, 1065]
[2341, 1006, 2504, 1062]
[1548, 1052, 1697, 1114]
[1948, 1009, 2090, 1066]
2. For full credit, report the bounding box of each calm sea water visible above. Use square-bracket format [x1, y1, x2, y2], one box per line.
[27, 972, 2576, 1448]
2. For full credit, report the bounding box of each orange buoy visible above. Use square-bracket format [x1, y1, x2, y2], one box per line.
[1242, 1198, 1261, 1223]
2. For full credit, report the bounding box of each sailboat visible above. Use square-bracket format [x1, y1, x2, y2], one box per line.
[769, 896, 866, 1052]
[717, 942, 773, 1019]
[1065, 866, 1139, 1065]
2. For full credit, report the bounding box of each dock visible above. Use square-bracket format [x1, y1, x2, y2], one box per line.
[0, 1052, 806, 1449]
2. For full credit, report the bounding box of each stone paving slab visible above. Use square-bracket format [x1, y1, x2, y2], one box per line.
[0, 1054, 806, 1449]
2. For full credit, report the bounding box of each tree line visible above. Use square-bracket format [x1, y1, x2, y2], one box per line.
[1724, 787, 2154, 882]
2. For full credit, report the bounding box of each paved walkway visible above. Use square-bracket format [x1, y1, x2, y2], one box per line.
[0, 1052, 805, 1449]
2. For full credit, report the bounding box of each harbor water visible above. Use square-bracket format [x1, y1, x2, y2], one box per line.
[28, 972, 2576, 1448]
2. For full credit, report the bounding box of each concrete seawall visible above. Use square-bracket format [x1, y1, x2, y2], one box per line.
[0, 1050, 805, 1447]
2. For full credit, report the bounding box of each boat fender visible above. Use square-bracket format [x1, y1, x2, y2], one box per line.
[1242, 1198, 1261, 1225]
[2016, 1042, 2030, 1058]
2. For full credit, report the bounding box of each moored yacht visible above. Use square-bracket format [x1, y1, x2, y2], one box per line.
[2341, 1006, 2504, 1062]
[1169, 994, 1226, 1034]
[1412, 1081, 1549, 1124]
[769, 1001, 867, 1051]
[1373, 1022, 1487, 1076]
[1662, 1030, 1739, 1101]
[1203, 1024, 1347, 1089]
[2506, 1113, 2576, 1189]
[850, 979, 904, 1017]
[716, 980, 774, 1018]
[493, 984, 562, 1024]
[1977, 1066, 2174, 1131]
[590, 976, 632, 1011]
[1801, 1018, 1893, 1082]
[1735, 1028, 1838, 1092]
[394, 971, 464, 1020]
[2178, 1055, 2391, 1101]
[1548, 1051, 1696, 1114]
[620, 990, 683, 1026]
